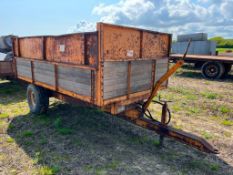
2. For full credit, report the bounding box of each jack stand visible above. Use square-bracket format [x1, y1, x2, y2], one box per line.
[159, 101, 169, 147]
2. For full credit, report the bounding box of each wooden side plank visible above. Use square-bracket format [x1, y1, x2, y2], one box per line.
[58, 66, 91, 84]
[103, 60, 154, 99]
[58, 79, 91, 96]
[103, 61, 128, 99]
[34, 61, 55, 86]
[58, 66, 92, 96]
[16, 59, 32, 78]
[131, 60, 152, 93]
[16, 57, 93, 98]
[155, 58, 169, 86]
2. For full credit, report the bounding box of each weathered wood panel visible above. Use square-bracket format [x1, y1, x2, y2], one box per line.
[103, 61, 128, 99]
[131, 60, 152, 93]
[16, 57, 92, 97]
[16, 58, 32, 78]
[57, 66, 92, 96]
[103, 60, 153, 99]
[34, 61, 55, 86]
[155, 58, 169, 86]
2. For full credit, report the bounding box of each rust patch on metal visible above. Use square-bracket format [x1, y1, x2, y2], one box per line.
[19, 37, 43, 59]
[142, 32, 170, 58]
[102, 24, 141, 60]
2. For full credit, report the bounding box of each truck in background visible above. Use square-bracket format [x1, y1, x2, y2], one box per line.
[171, 33, 233, 79]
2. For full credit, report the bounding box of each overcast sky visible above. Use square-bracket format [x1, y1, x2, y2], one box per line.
[1, 0, 232, 39]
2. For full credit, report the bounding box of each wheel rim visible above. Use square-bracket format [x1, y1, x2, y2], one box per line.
[28, 89, 36, 108]
[205, 65, 218, 77]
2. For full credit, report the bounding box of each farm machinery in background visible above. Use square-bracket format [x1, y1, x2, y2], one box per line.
[0, 35, 14, 78]
[0, 35, 14, 60]
[171, 33, 233, 79]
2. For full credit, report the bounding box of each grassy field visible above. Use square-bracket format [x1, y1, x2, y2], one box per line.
[216, 48, 233, 53]
[0, 65, 233, 175]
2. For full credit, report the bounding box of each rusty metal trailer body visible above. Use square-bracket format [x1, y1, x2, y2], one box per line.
[10, 23, 217, 154]
[170, 54, 233, 79]
[12, 23, 171, 114]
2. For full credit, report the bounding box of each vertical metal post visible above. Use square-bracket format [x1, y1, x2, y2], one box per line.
[54, 64, 58, 91]
[159, 102, 168, 146]
[30, 61, 35, 83]
[127, 61, 131, 99]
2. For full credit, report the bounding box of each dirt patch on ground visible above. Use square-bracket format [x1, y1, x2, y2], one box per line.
[0, 66, 233, 175]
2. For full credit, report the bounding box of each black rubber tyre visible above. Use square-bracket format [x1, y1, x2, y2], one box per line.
[225, 64, 232, 74]
[27, 84, 49, 114]
[201, 61, 225, 79]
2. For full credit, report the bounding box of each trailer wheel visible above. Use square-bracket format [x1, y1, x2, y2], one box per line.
[27, 84, 49, 114]
[201, 62, 225, 79]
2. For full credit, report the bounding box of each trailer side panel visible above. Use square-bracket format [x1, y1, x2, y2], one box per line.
[16, 57, 93, 102]
[100, 23, 171, 61]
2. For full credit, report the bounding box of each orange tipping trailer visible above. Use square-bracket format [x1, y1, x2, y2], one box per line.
[12, 23, 218, 153]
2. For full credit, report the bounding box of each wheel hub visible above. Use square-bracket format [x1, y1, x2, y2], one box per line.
[29, 90, 36, 107]
[206, 65, 218, 76]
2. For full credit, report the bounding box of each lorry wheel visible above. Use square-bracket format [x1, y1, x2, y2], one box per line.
[27, 84, 49, 114]
[201, 62, 225, 79]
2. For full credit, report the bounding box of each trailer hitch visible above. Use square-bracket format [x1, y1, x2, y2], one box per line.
[121, 100, 219, 154]
[119, 40, 219, 154]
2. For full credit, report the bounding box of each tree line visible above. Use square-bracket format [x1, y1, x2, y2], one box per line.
[210, 37, 233, 48]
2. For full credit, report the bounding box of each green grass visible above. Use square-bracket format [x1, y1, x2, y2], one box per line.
[6, 137, 14, 143]
[53, 117, 62, 128]
[216, 48, 233, 53]
[38, 165, 60, 175]
[219, 105, 230, 114]
[0, 113, 9, 119]
[201, 92, 218, 99]
[188, 106, 200, 114]
[1, 74, 233, 174]
[22, 130, 33, 137]
[84, 161, 119, 175]
[201, 131, 214, 140]
[53, 117, 73, 135]
[57, 127, 73, 135]
[185, 159, 220, 172]
[221, 120, 233, 126]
